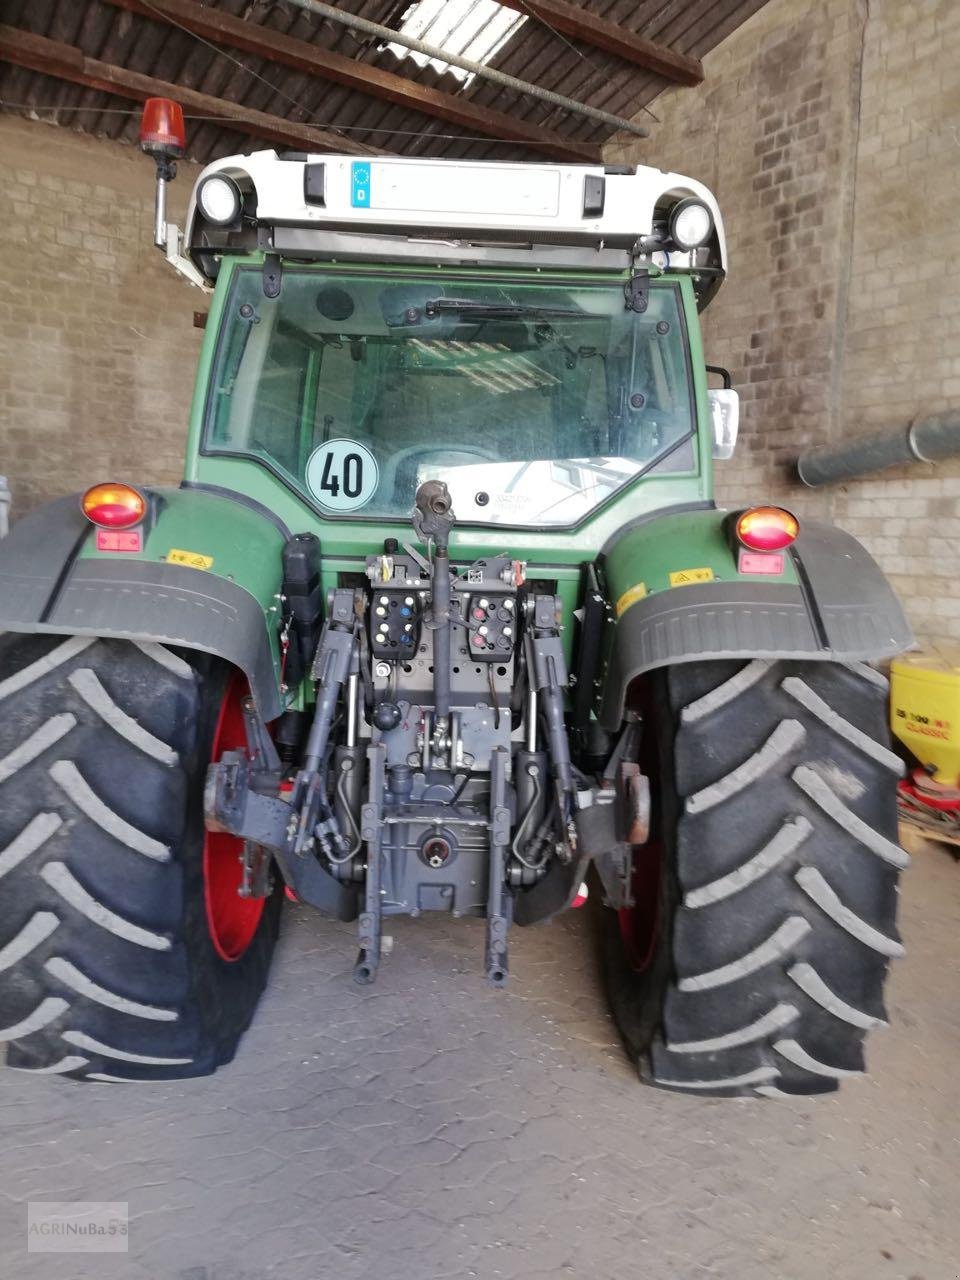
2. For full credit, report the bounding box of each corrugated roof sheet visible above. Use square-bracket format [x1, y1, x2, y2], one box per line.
[0, 0, 770, 163]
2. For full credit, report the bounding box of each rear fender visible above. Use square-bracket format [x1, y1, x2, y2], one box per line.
[0, 487, 290, 720]
[597, 508, 913, 730]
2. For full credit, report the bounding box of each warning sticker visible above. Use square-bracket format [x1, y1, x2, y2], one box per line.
[669, 567, 714, 587]
[167, 548, 214, 571]
[615, 582, 648, 617]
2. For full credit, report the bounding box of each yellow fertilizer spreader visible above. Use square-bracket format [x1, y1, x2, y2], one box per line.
[891, 646, 960, 843]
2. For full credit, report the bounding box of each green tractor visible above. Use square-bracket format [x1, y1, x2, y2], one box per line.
[0, 100, 913, 1091]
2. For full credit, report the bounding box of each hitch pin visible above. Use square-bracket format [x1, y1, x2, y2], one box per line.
[421, 710, 432, 771]
[345, 671, 359, 748]
[526, 689, 538, 752]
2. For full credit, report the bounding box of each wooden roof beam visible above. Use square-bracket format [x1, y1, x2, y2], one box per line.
[99, 0, 603, 164]
[496, 0, 704, 86]
[0, 24, 383, 156]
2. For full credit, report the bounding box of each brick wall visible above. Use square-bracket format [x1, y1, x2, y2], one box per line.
[607, 0, 960, 643]
[0, 113, 204, 516]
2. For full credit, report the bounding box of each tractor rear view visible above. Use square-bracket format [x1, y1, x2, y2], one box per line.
[0, 100, 913, 1092]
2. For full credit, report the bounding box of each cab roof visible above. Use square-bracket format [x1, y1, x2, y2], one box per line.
[182, 151, 726, 307]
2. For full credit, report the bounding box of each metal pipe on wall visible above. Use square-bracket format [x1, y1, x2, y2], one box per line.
[796, 411, 960, 487]
[283, 0, 650, 139]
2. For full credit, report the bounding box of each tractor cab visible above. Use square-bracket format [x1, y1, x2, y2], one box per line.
[145, 119, 737, 560]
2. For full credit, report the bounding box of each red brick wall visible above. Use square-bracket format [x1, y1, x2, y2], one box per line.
[0, 114, 204, 516]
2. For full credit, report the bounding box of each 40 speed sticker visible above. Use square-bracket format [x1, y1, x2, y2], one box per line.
[306, 439, 379, 513]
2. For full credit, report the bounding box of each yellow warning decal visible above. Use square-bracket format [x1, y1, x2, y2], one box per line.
[669, 567, 714, 587]
[615, 582, 648, 617]
[167, 547, 214, 571]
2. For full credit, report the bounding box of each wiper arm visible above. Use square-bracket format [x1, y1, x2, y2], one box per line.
[422, 298, 581, 319]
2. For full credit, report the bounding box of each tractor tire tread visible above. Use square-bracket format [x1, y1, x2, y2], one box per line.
[606, 658, 906, 1097]
[0, 634, 281, 1082]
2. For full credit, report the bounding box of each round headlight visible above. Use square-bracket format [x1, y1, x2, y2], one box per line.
[197, 174, 241, 226]
[669, 198, 713, 250]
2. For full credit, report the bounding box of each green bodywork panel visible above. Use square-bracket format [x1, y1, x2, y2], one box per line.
[76, 488, 285, 592]
[603, 508, 799, 611]
[598, 508, 800, 719]
[77, 487, 289, 700]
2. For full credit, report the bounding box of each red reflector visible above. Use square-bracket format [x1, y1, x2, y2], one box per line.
[139, 97, 186, 157]
[738, 550, 784, 576]
[96, 528, 143, 553]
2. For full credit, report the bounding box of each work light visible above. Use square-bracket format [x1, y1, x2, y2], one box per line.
[197, 174, 242, 226]
[668, 198, 713, 250]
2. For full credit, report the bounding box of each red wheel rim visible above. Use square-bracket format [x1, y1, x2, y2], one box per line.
[618, 839, 662, 973]
[203, 673, 265, 962]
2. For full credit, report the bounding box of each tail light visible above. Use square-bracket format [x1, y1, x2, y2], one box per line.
[734, 506, 799, 552]
[81, 483, 147, 529]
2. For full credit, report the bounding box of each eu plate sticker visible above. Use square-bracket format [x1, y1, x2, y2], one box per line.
[351, 161, 371, 208]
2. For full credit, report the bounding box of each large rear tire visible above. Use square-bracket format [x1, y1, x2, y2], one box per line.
[605, 659, 907, 1097]
[0, 634, 282, 1082]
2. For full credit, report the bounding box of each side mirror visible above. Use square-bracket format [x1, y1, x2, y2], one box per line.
[705, 365, 738, 460]
[708, 389, 739, 460]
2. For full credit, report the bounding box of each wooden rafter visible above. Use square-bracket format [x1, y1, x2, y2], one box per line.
[0, 25, 383, 156]
[99, 0, 603, 164]
[497, 0, 704, 85]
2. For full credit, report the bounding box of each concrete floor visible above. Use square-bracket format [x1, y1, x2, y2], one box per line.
[1, 828, 957, 1280]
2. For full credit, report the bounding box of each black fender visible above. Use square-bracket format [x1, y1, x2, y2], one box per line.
[0, 493, 286, 720]
[597, 515, 914, 730]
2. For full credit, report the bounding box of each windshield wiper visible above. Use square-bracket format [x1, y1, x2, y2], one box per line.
[422, 298, 582, 319]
